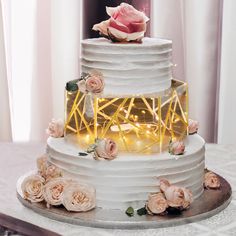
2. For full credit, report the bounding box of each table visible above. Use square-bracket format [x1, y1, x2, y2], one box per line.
[0, 142, 235, 236]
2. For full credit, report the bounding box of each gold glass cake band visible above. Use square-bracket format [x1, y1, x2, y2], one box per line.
[65, 80, 188, 154]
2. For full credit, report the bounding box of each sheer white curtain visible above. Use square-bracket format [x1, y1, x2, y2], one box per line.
[218, 0, 236, 144]
[151, 0, 233, 143]
[51, 0, 82, 120]
[0, 0, 11, 141]
[0, 0, 82, 142]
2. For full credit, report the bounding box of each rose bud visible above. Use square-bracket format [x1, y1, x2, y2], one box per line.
[94, 138, 118, 160]
[188, 119, 199, 135]
[46, 118, 64, 138]
[146, 193, 168, 215]
[204, 171, 221, 189]
[169, 141, 185, 155]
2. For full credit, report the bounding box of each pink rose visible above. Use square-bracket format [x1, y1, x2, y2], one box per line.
[63, 183, 96, 212]
[86, 72, 104, 95]
[43, 178, 68, 208]
[204, 171, 220, 189]
[78, 71, 104, 95]
[46, 118, 64, 138]
[94, 138, 118, 160]
[146, 193, 168, 215]
[160, 178, 193, 210]
[36, 155, 48, 177]
[164, 185, 185, 208]
[159, 179, 171, 192]
[37, 156, 62, 181]
[21, 174, 45, 203]
[188, 119, 199, 135]
[93, 3, 149, 42]
[169, 140, 185, 155]
[44, 165, 62, 182]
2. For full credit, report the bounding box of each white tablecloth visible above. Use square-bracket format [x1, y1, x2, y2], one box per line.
[0, 142, 235, 236]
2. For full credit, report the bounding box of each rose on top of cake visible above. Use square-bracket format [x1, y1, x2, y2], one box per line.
[92, 2, 149, 43]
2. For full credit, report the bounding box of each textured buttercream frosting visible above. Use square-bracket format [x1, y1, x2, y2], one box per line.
[81, 37, 173, 97]
[47, 135, 205, 210]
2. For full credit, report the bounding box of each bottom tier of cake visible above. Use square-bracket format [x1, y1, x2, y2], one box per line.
[46, 134, 205, 210]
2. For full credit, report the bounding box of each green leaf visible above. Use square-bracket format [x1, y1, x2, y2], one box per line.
[125, 207, 134, 217]
[66, 80, 79, 92]
[78, 152, 88, 156]
[137, 207, 147, 216]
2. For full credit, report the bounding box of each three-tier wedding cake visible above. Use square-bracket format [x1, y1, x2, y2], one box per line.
[19, 3, 222, 218]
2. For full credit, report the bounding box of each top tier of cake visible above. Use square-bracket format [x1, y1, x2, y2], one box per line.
[81, 37, 173, 97]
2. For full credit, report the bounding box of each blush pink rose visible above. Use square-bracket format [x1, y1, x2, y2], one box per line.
[21, 174, 45, 203]
[169, 141, 185, 155]
[63, 183, 96, 212]
[160, 178, 193, 210]
[78, 71, 104, 95]
[46, 118, 64, 138]
[44, 165, 63, 182]
[159, 179, 171, 192]
[146, 193, 168, 215]
[188, 119, 199, 135]
[164, 185, 185, 208]
[93, 3, 149, 42]
[204, 171, 220, 189]
[94, 138, 118, 160]
[36, 155, 48, 177]
[86, 73, 104, 95]
[43, 178, 69, 208]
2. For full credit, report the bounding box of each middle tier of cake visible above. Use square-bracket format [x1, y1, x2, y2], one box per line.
[47, 134, 205, 210]
[65, 80, 188, 154]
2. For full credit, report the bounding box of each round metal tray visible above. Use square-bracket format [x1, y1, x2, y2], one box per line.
[17, 172, 232, 229]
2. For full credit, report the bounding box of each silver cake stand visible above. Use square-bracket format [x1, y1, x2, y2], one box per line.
[16, 172, 232, 229]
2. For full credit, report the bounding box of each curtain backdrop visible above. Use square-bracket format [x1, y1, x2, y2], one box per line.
[51, 0, 81, 120]
[218, 0, 236, 144]
[0, 0, 81, 142]
[0, 0, 11, 141]
[0, 0, 236, 144]
[152, 0, 223, 143]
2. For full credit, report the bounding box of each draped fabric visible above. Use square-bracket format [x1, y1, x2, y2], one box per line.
[0, 0, 235, 144]
[0, 0, 11, 141]
[0, 0, 82, 142]
[218, 0, 236, 144]
[152, 0, 223, 143]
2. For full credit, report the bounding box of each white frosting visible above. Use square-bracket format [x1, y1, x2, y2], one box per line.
[47, 135, 205, 210]
[81, 37, 173, 97]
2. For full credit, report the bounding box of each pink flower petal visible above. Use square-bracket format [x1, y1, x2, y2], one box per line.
[108, 27, 128, 40]
[106, 6, 119, 17]
[126, 31, 144, 41]
[109, 18, 130, 33]
[115, 3, 147, 26]
[92, 20, 110, 36]
[129, 22, 146, 33]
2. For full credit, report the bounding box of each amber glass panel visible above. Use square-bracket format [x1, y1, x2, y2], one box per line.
[65, 80, 188, 154]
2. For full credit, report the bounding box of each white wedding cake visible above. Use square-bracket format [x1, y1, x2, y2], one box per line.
[20, 3, 221, 217]
[46, 4, 205, 210]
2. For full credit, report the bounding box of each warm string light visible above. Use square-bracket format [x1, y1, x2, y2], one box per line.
[65, 81, 188, 153]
